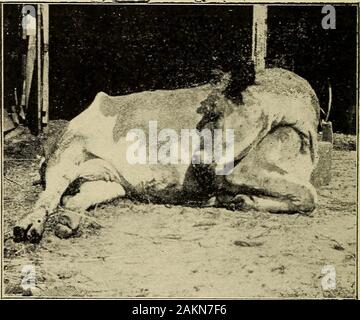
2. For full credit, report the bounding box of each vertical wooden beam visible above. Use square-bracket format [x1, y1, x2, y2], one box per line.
[41, 4, 49, 127]
[252, 5, 268, 72]
[36, 4, 42, 133]
[21, 7, 37, 119]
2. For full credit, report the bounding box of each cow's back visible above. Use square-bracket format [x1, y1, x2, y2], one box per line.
[70, 85, 212, 141]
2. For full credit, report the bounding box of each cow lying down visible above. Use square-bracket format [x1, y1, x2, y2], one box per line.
[14, 68, 320, 243]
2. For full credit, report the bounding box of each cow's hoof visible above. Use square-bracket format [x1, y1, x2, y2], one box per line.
[58, 211, 81, 230]
[27, 226, 44, 243]
[54, 211, 81, 239]
[13, 217, 45, 243]
[54, 224, 75, 239]
[231, 195, 255, 211]
[13, 226, 28, 242]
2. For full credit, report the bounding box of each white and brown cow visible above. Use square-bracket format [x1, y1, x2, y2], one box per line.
[14, 68, 320, 243]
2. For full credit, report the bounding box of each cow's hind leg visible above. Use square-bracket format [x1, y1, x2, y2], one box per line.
[219, 175, 316, 213]
[218, 126, 317, 213]
[55, 180, 125, 239]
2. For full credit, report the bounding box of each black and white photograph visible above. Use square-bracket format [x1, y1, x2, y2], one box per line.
[1, 1, 358, 299]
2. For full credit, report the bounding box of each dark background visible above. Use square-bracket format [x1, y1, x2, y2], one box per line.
[3, 4, 357, 134]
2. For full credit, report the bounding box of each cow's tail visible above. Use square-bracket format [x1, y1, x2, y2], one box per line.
[308, 128, 319, 166]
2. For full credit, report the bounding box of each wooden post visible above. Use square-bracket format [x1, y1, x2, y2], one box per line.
[36, 4, 42, 133]
[20, 5, 35, 120]
[41, 4, 49, 127]
[252, 5, 268, 72]
[24, 35, 36, 114]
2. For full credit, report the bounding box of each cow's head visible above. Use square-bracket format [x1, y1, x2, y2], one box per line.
[197, 60, 255, 128]
[195, 60, 256, 176]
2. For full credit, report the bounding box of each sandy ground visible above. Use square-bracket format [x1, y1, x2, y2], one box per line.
[2, 125, 357, 298]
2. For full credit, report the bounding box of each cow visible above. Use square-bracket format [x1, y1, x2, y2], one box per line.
[13, 67, 320, 243]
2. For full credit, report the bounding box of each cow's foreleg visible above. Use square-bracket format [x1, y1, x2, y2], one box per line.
[56, 180, 125, 239]
[14, 135, 86, 243]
